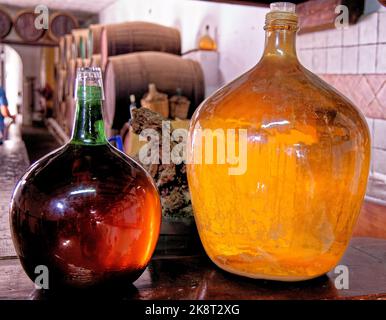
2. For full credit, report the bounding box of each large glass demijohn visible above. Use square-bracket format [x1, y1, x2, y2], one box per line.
[187, 3, 370, 281]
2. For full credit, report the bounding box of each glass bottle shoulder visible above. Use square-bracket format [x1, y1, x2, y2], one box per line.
[191, 59, 369, 139]
[16, 143, 153, 194]
[11, 142, 159, 222]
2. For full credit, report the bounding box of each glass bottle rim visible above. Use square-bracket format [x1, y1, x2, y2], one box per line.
[74, 67, 105, 101]
[265, 2, 298, 31]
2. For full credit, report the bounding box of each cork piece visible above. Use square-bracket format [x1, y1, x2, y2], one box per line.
[130, 107, 192, 218]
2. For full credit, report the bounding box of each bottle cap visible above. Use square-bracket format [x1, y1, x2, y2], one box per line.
[270, 2, 296, 13]
[265, 2, 298, 30]
[74, 67, 105, 101]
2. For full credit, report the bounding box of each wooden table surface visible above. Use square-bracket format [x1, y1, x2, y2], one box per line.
[0, 237, 385, 300]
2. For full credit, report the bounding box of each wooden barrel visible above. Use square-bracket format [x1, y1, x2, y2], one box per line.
[58, 36, 67, 69]
[14, 10, 45, 42]
[48, 11, 78, 42]
[0, 8, 12, 38]
[66, 58, 91, 98]
[91, 54, 102, 68]
[101, 22, 181, 70]
[88, 24, 103, 56]
[64, 34, 74, 62]
[65, 59, 76, 97]
[104, 52, 204, 130]
[65, 96, 76, 136]
[59, 101, 67, 128]
[57, 68, 67, 103]
[72, 28, 89, 58]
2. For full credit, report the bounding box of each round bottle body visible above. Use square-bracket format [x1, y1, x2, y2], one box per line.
[187, 60, 370, 281]
[10, 143, 161, 288]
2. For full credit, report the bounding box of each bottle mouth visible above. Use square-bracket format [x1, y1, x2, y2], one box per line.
[75, 67, 105, 101]
[264, 2, 298, 31]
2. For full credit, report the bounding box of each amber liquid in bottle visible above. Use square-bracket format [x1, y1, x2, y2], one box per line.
[199, 25, 217, 51]
[10, 68, 161, 288]
[187, 3, 370, 281]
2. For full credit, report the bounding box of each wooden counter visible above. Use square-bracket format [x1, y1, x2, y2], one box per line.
[0, 236, 385, 300]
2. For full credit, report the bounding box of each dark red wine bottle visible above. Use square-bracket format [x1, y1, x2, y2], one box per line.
[10, 67, 161, 289]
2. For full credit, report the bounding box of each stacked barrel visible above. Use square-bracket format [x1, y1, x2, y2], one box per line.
[56, 28, 90, 135]
[54, 21, 205, 137]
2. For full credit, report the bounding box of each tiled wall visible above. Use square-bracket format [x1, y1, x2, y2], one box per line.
[298, 5, 386, 203]
[298, 10, 385, 74]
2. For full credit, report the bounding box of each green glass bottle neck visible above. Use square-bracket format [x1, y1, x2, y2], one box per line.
[70, 85, 107, 145]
